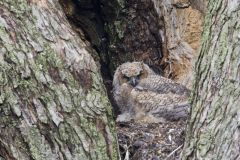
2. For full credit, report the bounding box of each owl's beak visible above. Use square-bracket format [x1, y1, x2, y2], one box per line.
[129, 77, 138, 87]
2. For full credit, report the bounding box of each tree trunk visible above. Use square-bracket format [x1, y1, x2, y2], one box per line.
[182, 0, 240, 159]
[0, 1, 119, 160]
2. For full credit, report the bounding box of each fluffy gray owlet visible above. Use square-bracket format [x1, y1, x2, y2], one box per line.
[112, 62, 190, 123]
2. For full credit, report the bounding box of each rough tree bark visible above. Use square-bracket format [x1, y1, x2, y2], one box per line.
[182, 0, 240, 159]
[0, 0, 119, 160]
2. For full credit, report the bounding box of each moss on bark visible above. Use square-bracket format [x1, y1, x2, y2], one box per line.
[0, 0, 119, 159]
[182, 0, 240, 159]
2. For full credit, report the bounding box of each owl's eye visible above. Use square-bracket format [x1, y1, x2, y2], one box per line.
[123, 75, 130, 80]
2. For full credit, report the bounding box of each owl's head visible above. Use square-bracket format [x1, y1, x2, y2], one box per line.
[113, 62, 155, 89]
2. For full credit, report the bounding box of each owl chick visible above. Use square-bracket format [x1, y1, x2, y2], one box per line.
[112, 62, 190, 123]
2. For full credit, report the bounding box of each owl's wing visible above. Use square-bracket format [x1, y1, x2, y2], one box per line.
[130, 88, 190, 121]
[137, 75, 190, 96]
[113, 83, 134, 114]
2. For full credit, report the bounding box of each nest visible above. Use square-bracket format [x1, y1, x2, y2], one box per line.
[117, 120, 187, 160]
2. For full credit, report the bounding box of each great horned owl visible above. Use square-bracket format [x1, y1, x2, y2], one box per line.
[112, 62, 190, 123]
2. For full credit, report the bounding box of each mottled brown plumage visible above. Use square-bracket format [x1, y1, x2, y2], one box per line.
[113, 62, 190, 123]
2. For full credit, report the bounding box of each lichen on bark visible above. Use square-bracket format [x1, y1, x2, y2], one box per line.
[0, 0, 119, 159]
[182, 0, 240, 159]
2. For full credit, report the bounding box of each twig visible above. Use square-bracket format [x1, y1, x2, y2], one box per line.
[164, 144, 183, 160]
[124, 148, 130, 160]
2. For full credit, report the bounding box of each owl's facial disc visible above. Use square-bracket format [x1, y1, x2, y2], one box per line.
[129, 76, 140, 87]
[120, 62, 144, 86]
[122, 74, 140, 86]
